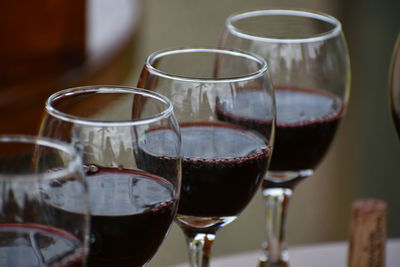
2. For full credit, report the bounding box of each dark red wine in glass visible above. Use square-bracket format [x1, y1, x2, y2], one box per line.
[217, 87, 344, 187]
[390, 35, 400, 137]
[137, 47, 275, 267]
[179, 122, 270, 218]
[139, 122, 271, 219]
[0, 135, 89, 267]
[0, 223, 84, 267]
[219, 9, 350, 266]
[48, 167, 177, 267]
[39, 86, 181, 267]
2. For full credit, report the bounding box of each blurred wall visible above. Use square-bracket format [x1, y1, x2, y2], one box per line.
[341, 0, 400, 238]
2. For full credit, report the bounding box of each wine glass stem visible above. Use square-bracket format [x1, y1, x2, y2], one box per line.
[184, 232, 216, 267]
[259, 187, 293, 267]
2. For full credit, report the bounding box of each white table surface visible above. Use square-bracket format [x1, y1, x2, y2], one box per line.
[171, 239, 400, 267]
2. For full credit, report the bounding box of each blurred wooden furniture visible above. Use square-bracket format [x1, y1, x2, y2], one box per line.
[0, 0, 142, 134]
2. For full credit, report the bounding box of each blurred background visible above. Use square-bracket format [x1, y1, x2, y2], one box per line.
[0, 0, 399, 266]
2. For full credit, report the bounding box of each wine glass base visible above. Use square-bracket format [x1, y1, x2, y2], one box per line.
[258, 259, 289, 267]
[258, 250, 289, 267]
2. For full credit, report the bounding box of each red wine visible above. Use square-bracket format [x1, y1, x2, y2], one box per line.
[217, 87, 343, 173]
[47, 168, 177, 267]
[138, 123, 270, 218]
[0, 223, 84, 267]
[179, 122, 270, 217]
[391, 108, 400, 137]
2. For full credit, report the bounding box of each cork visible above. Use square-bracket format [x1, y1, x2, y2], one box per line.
[348, 198, 387, 267]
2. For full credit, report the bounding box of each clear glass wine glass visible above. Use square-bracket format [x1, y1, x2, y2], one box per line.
[39, 86, 181, 267]
[137, 47, 275, 267]
[0, 135, 89, 267]
[219, 9, 351, 266]
[390, 34, 400, 135]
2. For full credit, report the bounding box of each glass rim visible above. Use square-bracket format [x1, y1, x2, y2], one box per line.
[145, 47, 269, 83]
[0, 134, 81, 181]
[45, 85, 175, 127]
[225, 9, 342, 43]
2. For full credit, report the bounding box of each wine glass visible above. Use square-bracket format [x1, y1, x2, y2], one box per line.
[0, 135, 89, 266]
[219, 9, 351, 266]
[137, 47, 275, 267]
[39, 86, 181, 267]
[390, 34, 400, 135]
